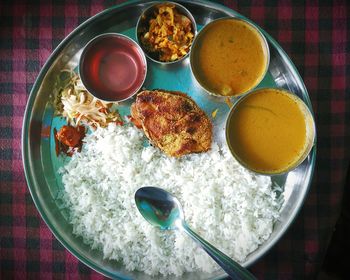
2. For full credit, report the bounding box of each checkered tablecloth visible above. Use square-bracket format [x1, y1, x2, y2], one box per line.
[1, 0, 349, 279]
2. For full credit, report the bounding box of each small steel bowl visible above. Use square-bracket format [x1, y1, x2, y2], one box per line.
[79, 33, 147, 102]
[136, 1, 197, 65]
[190, 17, 270, 98]
[225, 87, 316, 175]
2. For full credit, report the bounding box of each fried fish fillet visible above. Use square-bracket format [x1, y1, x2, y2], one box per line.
[130, 90, 212, 157]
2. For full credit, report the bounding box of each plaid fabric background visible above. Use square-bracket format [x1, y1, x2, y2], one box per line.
[0, 0, 349, 279]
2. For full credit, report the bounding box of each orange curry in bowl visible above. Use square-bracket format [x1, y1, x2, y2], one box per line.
[226, 88, 315, 174]
[190, 18, 269, 97]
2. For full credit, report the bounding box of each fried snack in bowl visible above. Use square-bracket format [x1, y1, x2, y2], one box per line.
[136, 2, 196, 64]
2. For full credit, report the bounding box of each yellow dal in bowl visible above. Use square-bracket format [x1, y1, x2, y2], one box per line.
[226, 88, 315, 174]
[191, 18, 268, 96]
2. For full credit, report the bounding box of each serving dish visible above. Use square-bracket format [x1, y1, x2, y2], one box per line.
[226, 87, 316, 175]
[190, 17, 270, 97]
[79, 33, 147, 102]
[136, 1, 197, 64]
[22, 1, 316, 279]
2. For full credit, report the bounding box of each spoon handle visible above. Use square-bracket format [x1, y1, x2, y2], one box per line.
[181, 222, 256, 280]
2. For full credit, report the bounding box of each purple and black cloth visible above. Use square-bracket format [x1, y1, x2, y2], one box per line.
[1, 1, 349, 279]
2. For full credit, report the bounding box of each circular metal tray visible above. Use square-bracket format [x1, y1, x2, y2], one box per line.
[22, 0, 316, 279]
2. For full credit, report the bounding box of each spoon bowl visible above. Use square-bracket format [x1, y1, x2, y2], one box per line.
[135, 186, 183, 230]
[135, 186, 256, 280]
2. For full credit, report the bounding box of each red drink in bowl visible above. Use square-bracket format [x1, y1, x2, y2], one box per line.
[79, 33, 147, 102]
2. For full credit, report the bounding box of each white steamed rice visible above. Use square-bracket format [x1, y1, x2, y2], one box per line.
[60, 123, 282, 276]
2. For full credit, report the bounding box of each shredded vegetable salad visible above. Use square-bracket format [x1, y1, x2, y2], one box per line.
[54, 70, 123, 128]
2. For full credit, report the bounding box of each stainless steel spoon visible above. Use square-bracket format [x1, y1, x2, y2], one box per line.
[134, 186, 256, 280]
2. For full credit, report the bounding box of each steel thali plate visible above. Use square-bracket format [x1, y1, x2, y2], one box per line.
[22, 0, 316, 279]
